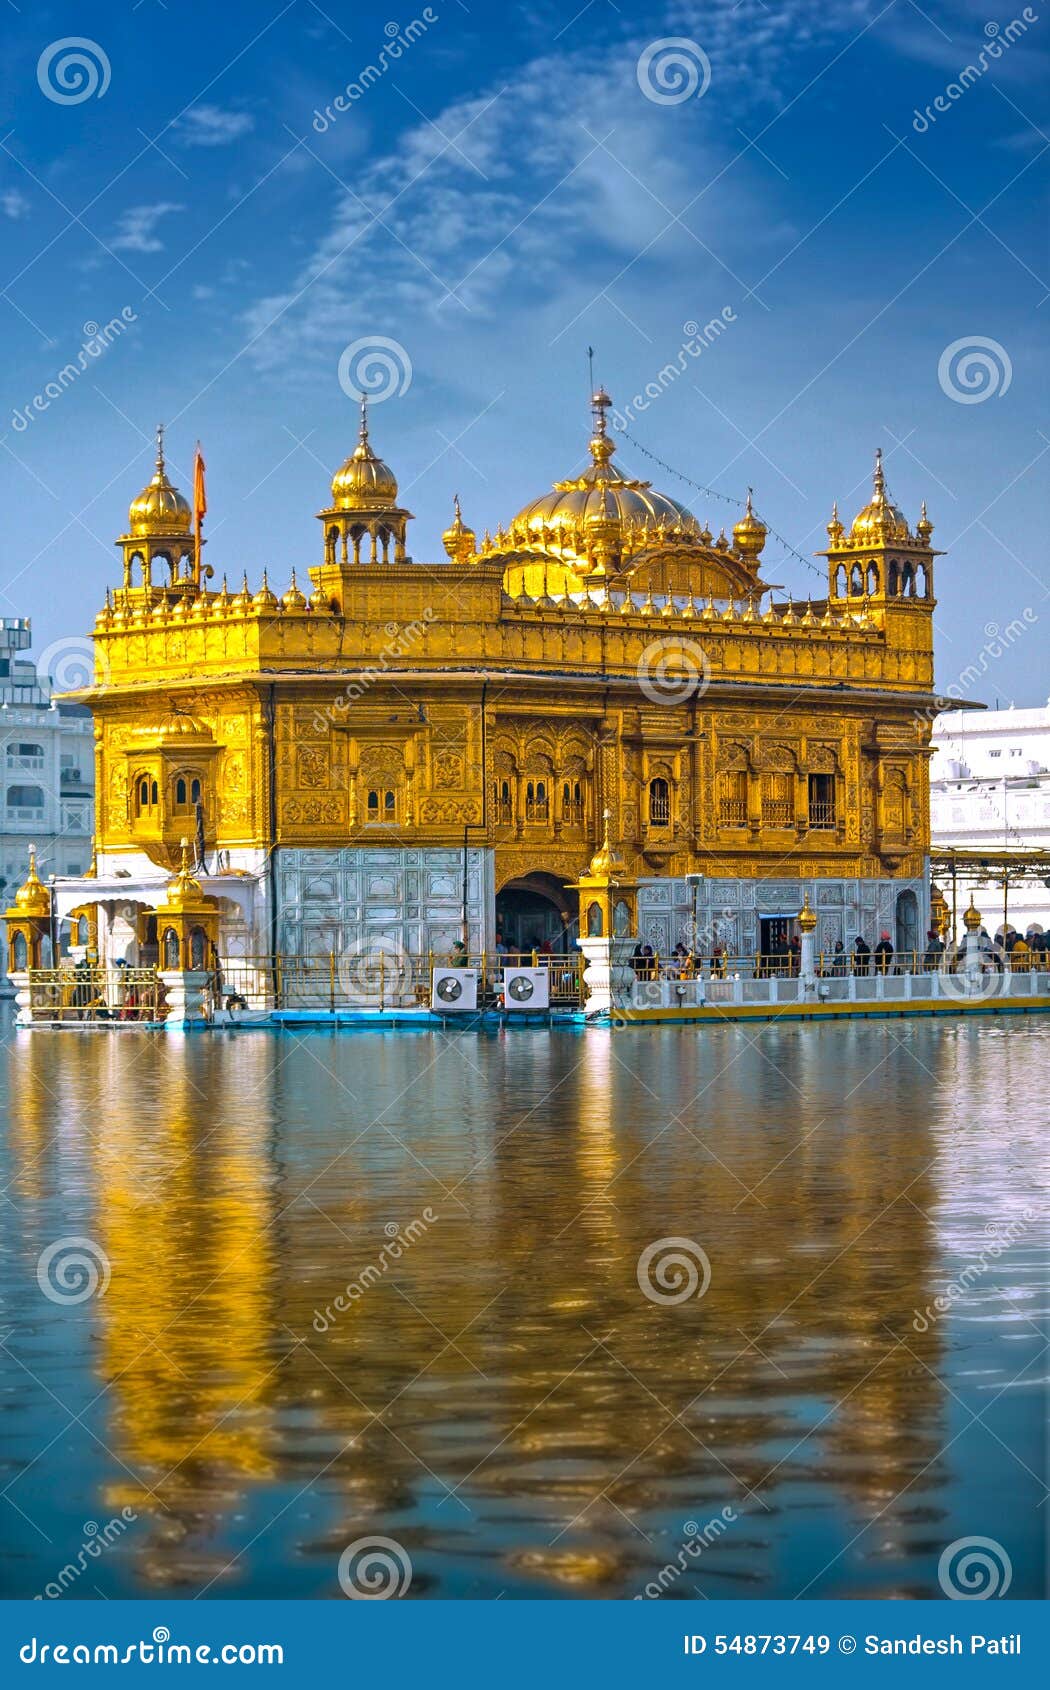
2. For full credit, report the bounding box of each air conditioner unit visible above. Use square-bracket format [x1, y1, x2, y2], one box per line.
[430, 968, 478, 1011]
[502, 966, 549, 1010]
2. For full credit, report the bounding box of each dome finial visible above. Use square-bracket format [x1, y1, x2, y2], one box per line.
[873, 446, 885, 497]
[359, 395, 369, 443]
[156, 422, 165, 474]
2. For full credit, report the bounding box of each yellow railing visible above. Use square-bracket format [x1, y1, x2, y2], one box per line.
[25, 967, 166, 1023]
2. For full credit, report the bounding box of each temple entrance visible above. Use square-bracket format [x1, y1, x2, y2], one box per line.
[895, 888, 919, 960]
[495, 873, 576, 954]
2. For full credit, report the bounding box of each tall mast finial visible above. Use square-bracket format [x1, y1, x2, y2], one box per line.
[873, 445, 885, 496]
[155, 422, 165, 473]
[359, 396, 369, 443]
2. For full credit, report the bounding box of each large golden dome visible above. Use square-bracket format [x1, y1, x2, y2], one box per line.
[330, 400, 398, 510]
[511, 389, 703, 542]
[128, 426, 191, 537]
[848, 449, 911, 545]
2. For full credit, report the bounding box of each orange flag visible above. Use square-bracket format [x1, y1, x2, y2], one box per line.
[193, 442, 207, 526]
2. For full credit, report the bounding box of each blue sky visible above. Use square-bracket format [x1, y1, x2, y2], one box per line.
[1, 0, 1047, 700]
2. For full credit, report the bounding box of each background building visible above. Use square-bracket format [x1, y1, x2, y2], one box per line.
[1, 619, 94, 982]
[51, 398, 944, 970]
[931, 702, 1050, 938]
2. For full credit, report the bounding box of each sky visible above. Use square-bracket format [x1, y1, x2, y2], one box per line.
[0, 0, 1047, 702]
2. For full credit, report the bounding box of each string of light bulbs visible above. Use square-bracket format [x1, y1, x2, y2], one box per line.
[619, 428, 826, 583]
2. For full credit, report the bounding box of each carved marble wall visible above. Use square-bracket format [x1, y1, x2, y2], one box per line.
[637, 874, 930, 960]
[275, 846, 495, 959]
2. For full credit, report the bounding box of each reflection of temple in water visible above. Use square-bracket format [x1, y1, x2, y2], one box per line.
[8, 1025, 955, 1594]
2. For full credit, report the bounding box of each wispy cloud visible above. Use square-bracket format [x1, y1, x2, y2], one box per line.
[178, 104, 255, 146]
[110, 202, 185, 253]
[1, 188, 30, 219]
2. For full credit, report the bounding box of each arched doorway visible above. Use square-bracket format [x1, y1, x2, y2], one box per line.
[895, 888, 919, 960]
[496, 872, 576, 954]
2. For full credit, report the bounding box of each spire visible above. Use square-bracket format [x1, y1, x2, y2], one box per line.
[155, 422, 165, 476]
[359, 395, 369, 445]
[872, 446, 885, 499]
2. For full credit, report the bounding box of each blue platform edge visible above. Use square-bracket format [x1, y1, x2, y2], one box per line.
[2, 1599, 1046, 1685]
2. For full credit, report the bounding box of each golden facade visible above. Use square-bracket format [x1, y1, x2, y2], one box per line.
[65, 392, 941, 959]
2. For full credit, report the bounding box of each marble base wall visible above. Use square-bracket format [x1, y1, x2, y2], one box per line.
[274, 846, 495, 959]
[638, 872, 930, 960]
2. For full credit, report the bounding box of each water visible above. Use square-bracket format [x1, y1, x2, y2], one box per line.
[0, 1015, 1046, 1601]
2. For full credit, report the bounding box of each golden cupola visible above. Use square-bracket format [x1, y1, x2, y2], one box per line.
[488, 388, 769, 604]
[128, 427, 192, 537]
[443, 495, 476, 563]
[314, 399, 414, 585]
[117, 426, 197, 599]
[732, 489, 767, 562]
[846, 448, 912, 546]
[330, 400, 399, 510]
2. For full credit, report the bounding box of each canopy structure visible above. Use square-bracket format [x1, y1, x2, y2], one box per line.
[930, 847, 1050, 937]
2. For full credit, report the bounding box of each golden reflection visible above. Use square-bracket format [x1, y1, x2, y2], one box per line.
[5, 1024, 965, 1595]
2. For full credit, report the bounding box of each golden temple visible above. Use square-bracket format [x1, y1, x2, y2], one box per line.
[34, 388, 943, 967]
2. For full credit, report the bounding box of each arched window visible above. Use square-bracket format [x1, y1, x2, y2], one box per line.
[191, 777, 201, 803]
[849, 563, 864, 596]
[718, 771, 747, 827]
[162, 928, 180, 969]
[190, 927, 207, 969]
[150, 779, 158, 806]
[366, 789, 396, 820]
[834, 564, 847, 597]
[867, 562, 879, 594]
[367, 789, 379, 815]
[901, 563, 915, 597]
[12, 931, 27, 971]
[493, 779, 512, 824]
[889, 561, 899, 596]
[760, 772, 793, 829]
[648, 777, 670, 827]
[525, 780, 548, 822]
[562, 779, 583, 825]
[587, 901, 603, 937]
[384, 789, 395, 813]
[175, 778, 187, 807]
[916, 562, 928, 598]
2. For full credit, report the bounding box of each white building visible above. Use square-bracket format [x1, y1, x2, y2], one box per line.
[1, 619, 94, 976]
[930, 700, 1050, 938]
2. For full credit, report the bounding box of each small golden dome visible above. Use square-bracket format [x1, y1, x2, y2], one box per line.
[8, 845, 50, 918]
[282, 569, 307, 610]
[732, 489, 767, 559]
[798, 892, 818, 934]
[826, 500, 845, 545]
[849, 449, 911, 545]
[253, 569, 279, 610]
[963, 896, 983, 932]
[916, 499, 934, 543]
[235, 572, 253, 612]
[714, 528, 730, 552]
[442, 494, 476, 562]
[127, 425, 192, 537]
[330, 400, 398, 509]
[800, 598, 818, 627]
[587, 812, 627, 879]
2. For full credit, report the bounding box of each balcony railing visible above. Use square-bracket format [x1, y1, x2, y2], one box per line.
[719, 798, 748, 827]
[761, 799, 794, 829]
[808, 801, 836, 829]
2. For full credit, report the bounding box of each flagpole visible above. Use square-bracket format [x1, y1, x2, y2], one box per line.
[193, 441, 205, 588]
